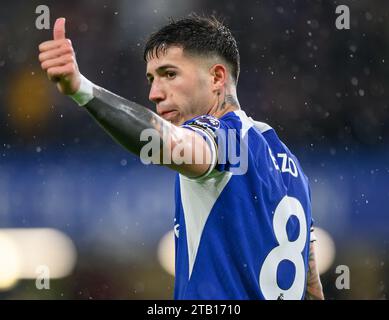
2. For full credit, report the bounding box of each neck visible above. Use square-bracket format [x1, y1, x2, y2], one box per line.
[209, 87, 240, 119]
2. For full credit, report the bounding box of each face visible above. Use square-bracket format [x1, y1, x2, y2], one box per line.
[146, 46, 215, 126]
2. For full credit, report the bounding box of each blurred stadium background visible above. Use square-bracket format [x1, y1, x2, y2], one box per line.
[0, 0, 388, 299]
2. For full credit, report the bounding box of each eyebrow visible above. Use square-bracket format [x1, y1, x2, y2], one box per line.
[146, 64, 178, 79]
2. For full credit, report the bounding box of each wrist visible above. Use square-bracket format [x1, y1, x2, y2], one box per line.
[69, 75, 95, 106]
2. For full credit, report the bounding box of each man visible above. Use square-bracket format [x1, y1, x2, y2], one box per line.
[38, 14, 324, 300]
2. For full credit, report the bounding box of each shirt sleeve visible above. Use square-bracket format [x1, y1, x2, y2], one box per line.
[181, 114, 239, 179]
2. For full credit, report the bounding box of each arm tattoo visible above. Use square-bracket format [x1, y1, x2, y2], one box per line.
[84, 86, 171, 156]
[305, 241, 325, 300]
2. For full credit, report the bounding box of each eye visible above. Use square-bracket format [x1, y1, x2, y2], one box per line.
[147, 77, 153, 85]
[166, 71, 176, 79]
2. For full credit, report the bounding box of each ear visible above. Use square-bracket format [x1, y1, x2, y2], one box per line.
[209, 64, 228, 93]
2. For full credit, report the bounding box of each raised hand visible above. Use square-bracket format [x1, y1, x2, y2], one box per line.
[38, 18, 81, 95]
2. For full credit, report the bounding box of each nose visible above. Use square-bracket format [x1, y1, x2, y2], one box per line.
[148, 80, 166, 104]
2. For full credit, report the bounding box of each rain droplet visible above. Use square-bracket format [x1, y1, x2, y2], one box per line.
[276, 6, 284, 14]
[365, 12, 373, 21]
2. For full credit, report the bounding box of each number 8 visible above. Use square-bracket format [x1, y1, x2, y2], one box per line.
[259, 196, 308, 300]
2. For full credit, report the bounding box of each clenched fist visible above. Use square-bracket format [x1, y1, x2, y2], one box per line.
[39, 18, 81, 95]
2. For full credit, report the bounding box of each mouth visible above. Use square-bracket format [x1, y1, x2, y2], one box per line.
[159, 109, 178, 121]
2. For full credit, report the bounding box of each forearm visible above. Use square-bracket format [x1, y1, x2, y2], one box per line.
[72, 78, 212, 177]
[84, 85, 167, 157]
[305, 241, 325, 300]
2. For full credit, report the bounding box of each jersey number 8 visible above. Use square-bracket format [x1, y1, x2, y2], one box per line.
[259, 196, 308, 300]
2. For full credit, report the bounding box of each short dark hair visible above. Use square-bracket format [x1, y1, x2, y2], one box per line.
[143, 14, 240, 84]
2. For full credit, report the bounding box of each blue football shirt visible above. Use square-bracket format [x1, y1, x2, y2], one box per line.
[174, 110, 313, 300]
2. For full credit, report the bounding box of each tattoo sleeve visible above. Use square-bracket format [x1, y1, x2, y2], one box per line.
[305, 240, 325, 300]
[84, 86, 168, 156]
[81, 85, 212, 178]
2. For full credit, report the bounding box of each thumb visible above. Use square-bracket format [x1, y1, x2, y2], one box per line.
[53, 17, 66, 40]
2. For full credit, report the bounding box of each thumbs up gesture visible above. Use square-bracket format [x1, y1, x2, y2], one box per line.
[39, 18, 81, 95]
